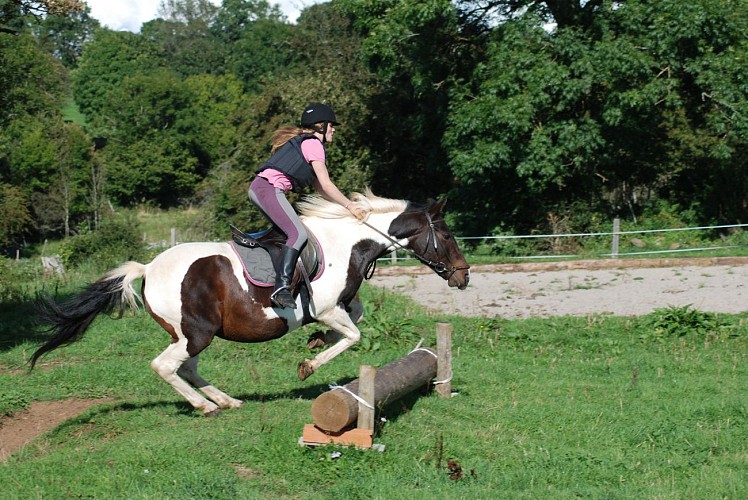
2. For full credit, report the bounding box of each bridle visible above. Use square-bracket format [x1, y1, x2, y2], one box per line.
[360, 212, 470, 282]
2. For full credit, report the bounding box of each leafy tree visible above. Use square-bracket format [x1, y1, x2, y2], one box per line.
[445, 0, 748, 236]
[457, 0, 607, 30]
[226, 17, 295, 93]
[103, 135, 199, 207]
[336, 0, 473, 201]
[71, 29, 162, 124]
[0, 31, 66, 127]
[0, 183, 33, 247]
[181, 73, 247, 168]
[212, 0, 292, 93]
[7, 116, 92, 236]
[142, 0, 227, 77]
[33, 2, 98, 67]
[0, 0, 84, 34]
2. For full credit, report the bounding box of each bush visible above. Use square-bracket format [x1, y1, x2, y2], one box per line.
[647, 305, 724, 337]
[59, 215, 146, 270]
[0, 257, 42, 304]
[0, 390, 29, 418]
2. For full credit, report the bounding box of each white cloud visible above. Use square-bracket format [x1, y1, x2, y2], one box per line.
[85, 0, 321, 32]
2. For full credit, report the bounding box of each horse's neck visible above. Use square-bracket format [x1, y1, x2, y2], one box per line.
[305, 213, 400, 252]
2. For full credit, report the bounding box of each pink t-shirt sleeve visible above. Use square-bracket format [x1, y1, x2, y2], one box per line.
[301, 138, 325, 163]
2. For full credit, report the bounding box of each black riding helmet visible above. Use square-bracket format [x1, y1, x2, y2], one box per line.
[300, 103, 339, 143]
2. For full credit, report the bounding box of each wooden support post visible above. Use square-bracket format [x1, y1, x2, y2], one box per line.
[435, 323, 453, 398]
[171, 227, 177, 247]
[311, 348, 437, 432]
[357, 365, 376, 431]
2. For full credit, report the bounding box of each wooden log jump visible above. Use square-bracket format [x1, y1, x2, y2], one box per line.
[311, 347, 438, 433]
[301, 323, 453, 449]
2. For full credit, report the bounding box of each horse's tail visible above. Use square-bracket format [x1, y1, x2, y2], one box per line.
[30, 261, 147, 369]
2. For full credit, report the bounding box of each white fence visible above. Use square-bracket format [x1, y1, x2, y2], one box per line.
[383, 220, 748, 263]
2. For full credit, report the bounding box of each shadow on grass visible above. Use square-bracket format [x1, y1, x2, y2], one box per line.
[0, 301, 48, 353]
[48, 381, 347, 426]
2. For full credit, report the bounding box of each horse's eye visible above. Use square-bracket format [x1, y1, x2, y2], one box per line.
[443, 233, 452, 240]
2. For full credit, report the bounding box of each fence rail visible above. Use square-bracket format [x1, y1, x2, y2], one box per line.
[382, 220, 748, 263]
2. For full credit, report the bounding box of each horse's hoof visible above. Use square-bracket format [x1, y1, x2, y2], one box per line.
[298, 360, 315, 381]
[204, 407, 222, 417]
[307, 332, 326, 349]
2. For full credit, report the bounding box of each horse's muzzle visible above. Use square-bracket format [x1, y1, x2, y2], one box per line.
[448, 265, 470, 290]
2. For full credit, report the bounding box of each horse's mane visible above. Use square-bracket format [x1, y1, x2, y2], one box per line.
[297, 188, 409, 219]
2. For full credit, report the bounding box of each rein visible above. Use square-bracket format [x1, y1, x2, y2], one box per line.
[360, 213, 470, 281]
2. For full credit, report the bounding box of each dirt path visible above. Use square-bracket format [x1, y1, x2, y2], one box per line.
[368, 256, 748, 318]
[0, 398, 113, 462]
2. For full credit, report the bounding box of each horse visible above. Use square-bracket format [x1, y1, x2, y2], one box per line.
[29, 190, 470, 416]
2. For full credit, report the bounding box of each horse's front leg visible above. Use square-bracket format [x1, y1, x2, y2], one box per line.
[298, 304, 360, 381]
[307, 297, 364, 349]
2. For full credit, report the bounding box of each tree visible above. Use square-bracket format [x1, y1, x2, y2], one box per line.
[445, 0, 748, 236]
[72, 29, 162, 123]
[336, 0, 473, 201]
[6, 116, 92, 236]
[103, 135, 199, 207]
[456, 0, 608, 31]
[0, 183, 33, 248]
[33, 2, 99, 68]
[1, 0, 84, 34]
[0, 30, 66, 127]
[212, 0, 292, 93]
[142, 0, 227, 77]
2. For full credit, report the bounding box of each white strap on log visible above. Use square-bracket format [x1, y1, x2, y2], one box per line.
[328, 384, 374, 410]
[410, 341, 452, 386]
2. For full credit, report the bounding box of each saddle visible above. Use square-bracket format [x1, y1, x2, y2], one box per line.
[228, 224, 323, 293]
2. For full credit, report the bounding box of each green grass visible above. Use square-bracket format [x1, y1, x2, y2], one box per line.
[1, 283, 746, 498]
[60, 97, 86, 126]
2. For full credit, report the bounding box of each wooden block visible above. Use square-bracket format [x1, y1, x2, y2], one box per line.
[301, 424, 373, 448]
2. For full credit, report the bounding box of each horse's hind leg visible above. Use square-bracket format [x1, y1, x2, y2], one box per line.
[177, 356, 243, 409]
[150, 340, 221, 416]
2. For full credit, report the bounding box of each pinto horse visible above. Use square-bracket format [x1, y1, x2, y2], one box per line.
[30, 190, 470, 415]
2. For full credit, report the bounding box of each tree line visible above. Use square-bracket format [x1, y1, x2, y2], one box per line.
[1, 0, 747, 253]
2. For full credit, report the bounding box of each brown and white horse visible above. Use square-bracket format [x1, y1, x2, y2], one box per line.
[30, 191, 470, 415]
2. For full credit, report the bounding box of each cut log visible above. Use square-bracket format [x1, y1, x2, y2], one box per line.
[311, 348, 437, 432]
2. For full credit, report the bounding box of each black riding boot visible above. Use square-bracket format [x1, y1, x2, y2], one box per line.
[271, 245, 299, 309]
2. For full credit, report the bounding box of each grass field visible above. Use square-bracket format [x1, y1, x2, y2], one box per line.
[0, 282, 746, 498]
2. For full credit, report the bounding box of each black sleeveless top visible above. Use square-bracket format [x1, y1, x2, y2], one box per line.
[257, 134, 322, 192]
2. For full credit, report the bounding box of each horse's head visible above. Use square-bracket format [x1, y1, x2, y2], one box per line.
[389, 198, 470, 289]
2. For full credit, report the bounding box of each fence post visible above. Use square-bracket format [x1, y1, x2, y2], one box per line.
[357, 365, 376, 431]
[436, 323, 453, 398]
[611, 218, 620, 258]
[390, 250, 397, 264]
[171, 227, 177, 247]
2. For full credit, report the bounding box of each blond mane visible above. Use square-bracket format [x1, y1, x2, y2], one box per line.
[297, 188, 409, 219]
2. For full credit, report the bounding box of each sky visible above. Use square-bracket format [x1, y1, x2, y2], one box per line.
[85, 0, 322, 32]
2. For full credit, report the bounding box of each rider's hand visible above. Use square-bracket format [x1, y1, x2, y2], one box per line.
[347, 202, 369, 221]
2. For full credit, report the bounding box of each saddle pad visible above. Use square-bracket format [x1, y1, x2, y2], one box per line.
[229, 241, 275, 287]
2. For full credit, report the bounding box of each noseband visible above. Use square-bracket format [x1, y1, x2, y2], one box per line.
[361, 213, 470, 281]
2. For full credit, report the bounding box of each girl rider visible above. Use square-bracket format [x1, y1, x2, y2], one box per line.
[249, 103, 368, 309]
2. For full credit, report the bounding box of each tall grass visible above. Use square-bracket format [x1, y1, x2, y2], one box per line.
[1, 283, 746, 498]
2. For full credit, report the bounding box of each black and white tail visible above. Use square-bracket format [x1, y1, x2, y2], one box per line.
[30, 262, 146, 368]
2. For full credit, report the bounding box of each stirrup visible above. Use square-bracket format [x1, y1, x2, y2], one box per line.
[271, 286, 296, 309]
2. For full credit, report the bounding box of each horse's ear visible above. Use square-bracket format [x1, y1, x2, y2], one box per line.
[431, 197, 448, 216]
